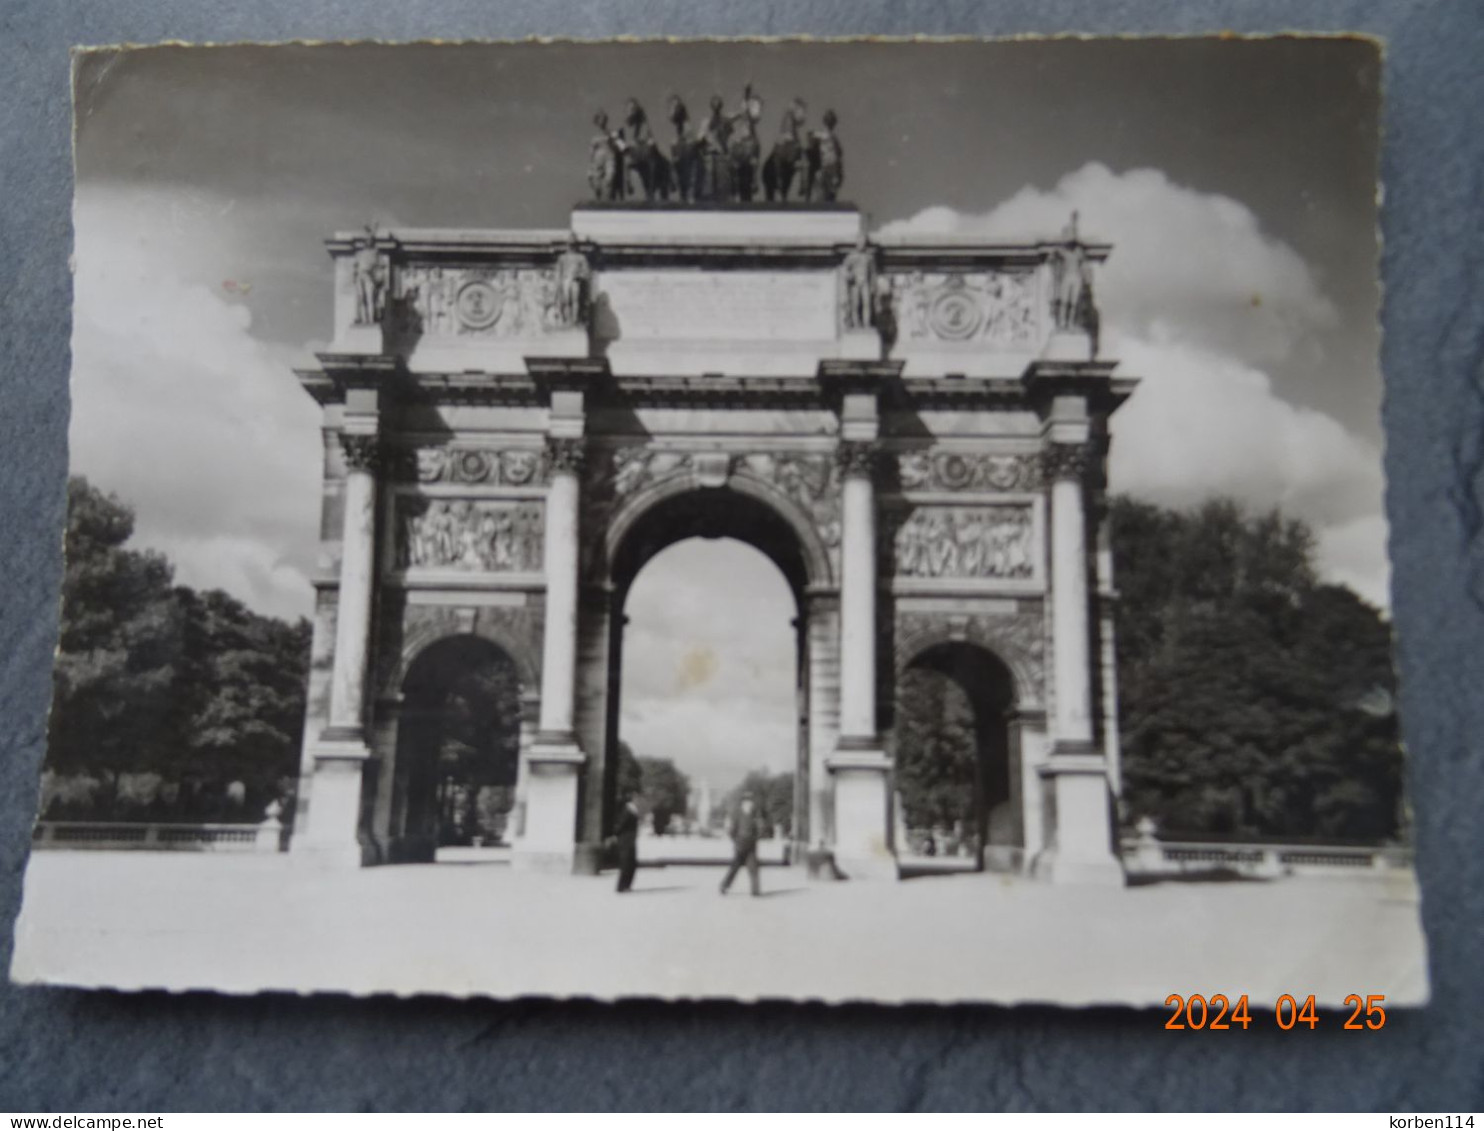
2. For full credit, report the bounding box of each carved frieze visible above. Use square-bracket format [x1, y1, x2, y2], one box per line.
[887, 270, 1039, 348]
[396, 265, 563, 338]
[393, 497, 544, 572]
[608, 448, 693, 496]
[897, 451, 1042, 493]
[893, 504, 1034, 580]
[739, 453, 843, 548]
[395, 447, 548, 486]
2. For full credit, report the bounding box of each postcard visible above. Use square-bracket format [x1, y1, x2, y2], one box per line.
[11, 37, 1425, 1008]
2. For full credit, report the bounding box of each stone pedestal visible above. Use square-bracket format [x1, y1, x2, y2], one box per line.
[1042, 329, 1095, 362]
[805, 597, 841, 852]
[1037, 752, 1124, 885]
[512, 742, 585, 873]
[337, 323, 383, 354]
[293, 748, 371, 868]
[838, 328, 882, 361]
[827, 748, 896, 879]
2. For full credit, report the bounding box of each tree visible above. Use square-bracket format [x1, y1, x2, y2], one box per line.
[400, 638, 522, 843]
[47, 478, 183, 809]
[615, 741, 644, 802]
[1110, 496, 1403, 842]
[894, 666, 979, 833]
[169, 587, 312, 818]
[637, 756, 691, 835]
[46, 477, 314, 822]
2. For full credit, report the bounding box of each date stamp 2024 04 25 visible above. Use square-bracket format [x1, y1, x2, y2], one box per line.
[1164, 993, 1390, 1031]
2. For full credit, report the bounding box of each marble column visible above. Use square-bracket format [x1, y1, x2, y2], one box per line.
[514, 436, 587, 873]
[326, 434, 379, 739]
[838, 453, 877, 743]
[1047, 444, 1094, 747]
[1038, 441, 1123, 885]
[296, 428, 380, 867]
[538, 443, 582, 742]
[826, 441, 896, 878]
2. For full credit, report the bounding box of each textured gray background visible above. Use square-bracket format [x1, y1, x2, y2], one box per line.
[1, 1, 1480, 1113]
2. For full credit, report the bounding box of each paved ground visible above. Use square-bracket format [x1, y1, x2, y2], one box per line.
[9, 852, 1429, 1007]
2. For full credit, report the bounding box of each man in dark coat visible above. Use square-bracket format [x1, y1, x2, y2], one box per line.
[614, 792, 641, 893]
[720, 793, 764, 897]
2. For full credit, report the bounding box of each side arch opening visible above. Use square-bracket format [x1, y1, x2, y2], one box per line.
[390, 634, 523, 863]
[894, 641, 1021, 874]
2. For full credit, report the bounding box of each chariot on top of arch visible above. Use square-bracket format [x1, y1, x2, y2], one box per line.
[587, 85, 845, 206]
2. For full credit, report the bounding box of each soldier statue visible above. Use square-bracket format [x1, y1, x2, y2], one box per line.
[589, 110, 626, 202]
[351, 224, 387, 325]
[841, 232, 876, 330]
[696, 94, 732, 202]
[554, 235, 591, 327]
[727, 83, 765, 203]
[666, 94, 699, 202]
[1050, 211, 1092, 330]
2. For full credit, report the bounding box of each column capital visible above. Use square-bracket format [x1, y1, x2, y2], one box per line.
[339, 432, 384, 473]
[835, 439, 881, 480]
[545, 436, 586, 475]
[1040, 440, 1098, 484]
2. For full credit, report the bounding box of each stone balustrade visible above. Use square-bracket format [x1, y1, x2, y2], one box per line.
[1120, 834, 1412, 880]
[33, 819, 286, 854]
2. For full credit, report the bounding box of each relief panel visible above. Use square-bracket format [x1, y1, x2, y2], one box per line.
[392, 496, 544, 573]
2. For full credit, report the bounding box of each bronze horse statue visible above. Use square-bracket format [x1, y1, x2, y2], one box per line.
[622, 98, 675, 202]
[762, 98, 807, 202]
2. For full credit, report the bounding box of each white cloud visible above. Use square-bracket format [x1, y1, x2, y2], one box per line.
[878, 163, 1339, 368]
[1314, 515, 1392, 611]
[69, 184, 323, 621]
[1106, 333, 1384, 531]
[881, 163, 1389, 609]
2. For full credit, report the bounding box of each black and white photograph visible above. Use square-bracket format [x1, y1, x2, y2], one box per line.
[9, 36, 1426, 1006]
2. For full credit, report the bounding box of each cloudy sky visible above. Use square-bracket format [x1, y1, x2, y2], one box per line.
[70, 38, 1384, 788]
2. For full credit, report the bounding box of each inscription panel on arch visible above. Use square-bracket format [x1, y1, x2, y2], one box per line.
[595, 269, 837, 341]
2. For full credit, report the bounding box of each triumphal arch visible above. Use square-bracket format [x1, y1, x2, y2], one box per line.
[289, 159, 1137, 885]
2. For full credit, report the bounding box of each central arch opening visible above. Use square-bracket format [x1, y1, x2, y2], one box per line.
[603, 485, 814, 867]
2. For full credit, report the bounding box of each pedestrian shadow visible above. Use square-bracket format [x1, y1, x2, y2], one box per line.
[618, 885, 690, 895]
[748, 887, 807, 899]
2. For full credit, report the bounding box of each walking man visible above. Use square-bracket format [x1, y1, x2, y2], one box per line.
[614, 791, 641, 893]
[720, 793, 764, 897]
